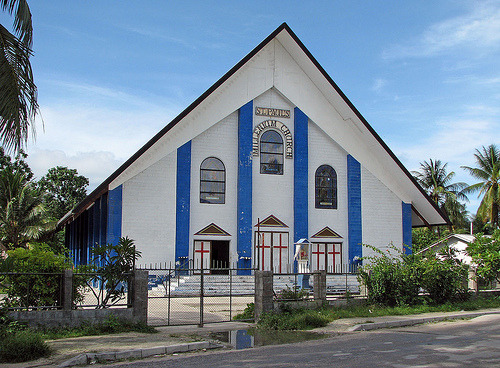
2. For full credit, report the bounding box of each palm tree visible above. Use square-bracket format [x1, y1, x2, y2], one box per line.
[412, 159, 468, 206]
[0, 0, 38, 153]
[412, 159, 468, 232]
[0, 169, 49, 248]
[462, 144, 500, 229]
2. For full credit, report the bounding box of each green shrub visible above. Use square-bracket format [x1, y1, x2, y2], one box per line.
[258, 309, 330, 330]
[275, 285, 309, 301]
[39, 315, 156, 340]
[0, 243, 84, 308]
[77, 236, 141, 308]
[467, 231, 500, 285]
[360, 243, 471, 307]
[358, 245, 420, 307]
[0, 330, 50, 363]
[233, 303, 254, 321]
[419, 256, 469, 304]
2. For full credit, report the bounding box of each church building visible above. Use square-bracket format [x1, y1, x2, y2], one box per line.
[59, 23, 449, 273]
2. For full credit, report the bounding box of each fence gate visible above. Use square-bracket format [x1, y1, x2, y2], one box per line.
[143, 266, 255, 326]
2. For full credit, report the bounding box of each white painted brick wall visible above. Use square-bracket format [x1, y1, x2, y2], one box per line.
[190, 112, 239, 264]
[122, 151, 177, 267]
[252, 89, 295, 265]
[308, 121, 349, 264]
[361, 166, 403, 259]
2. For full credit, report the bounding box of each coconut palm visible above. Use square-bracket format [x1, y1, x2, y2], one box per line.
[0, 169, 49, 248]
[412, 159, 468, 206]
[412, 159, 468, 231]
[0, 0, 38, 153]
[462, 144, 500, 229]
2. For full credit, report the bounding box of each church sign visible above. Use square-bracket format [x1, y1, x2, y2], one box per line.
[255, 107, 290, 118]
[252, 120, 293, 158]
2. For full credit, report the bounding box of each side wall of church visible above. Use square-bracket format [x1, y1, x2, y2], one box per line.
[361, 166, 403, 258]
[121, 151, 177, 267]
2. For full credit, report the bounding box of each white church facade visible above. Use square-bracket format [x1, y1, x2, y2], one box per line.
[60, 24, 449, 274]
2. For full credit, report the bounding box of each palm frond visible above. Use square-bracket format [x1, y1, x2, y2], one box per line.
[0, 24, 37, 153]
[1, 0, 32, 47]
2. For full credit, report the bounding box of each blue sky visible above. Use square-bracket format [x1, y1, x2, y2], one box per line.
[3, 1, 499, 216]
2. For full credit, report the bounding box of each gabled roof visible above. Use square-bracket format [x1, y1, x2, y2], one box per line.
[311, 227, 342, 239]
[194, 223, 231, 236]
[59, 23, 450, 228]
[418, 234, 477, 255]
[255, 215, 288, 228]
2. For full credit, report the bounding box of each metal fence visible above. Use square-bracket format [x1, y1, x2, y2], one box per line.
[0, 272, 64, 310]
[273, 272, 314, 301]
[142, 266, 255, 326]
[272, 266, 361, 302]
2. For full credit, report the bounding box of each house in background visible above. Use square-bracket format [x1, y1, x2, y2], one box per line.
[419, 233, 498, 290]
[58, 23, 449, 273]
[418, 234, 475, 265]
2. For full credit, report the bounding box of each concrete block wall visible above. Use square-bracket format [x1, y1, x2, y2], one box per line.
[252, 89, 295, 264]
[361, 166, 403, 258]
[190, 112, 239, 264]
[120, 87, 408, 268]
[8, 270, 148, 328]
[122, 152, 177, 267]
[308, 121, 349, 263]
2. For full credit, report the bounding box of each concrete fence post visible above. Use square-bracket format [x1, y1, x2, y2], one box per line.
[62, 269, 73, 311]
[313, 270, 327, 302]
[468, 268, 479, 295]
[254, 271, 273, 319]
[130, 269, 148, 324]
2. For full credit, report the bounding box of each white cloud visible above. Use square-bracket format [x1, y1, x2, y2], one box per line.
[396, 119, 499, 169]
[383, 2, 500, 58]
[27, 149, 122, 191]
[372, 78, 387, 93]
[25, 78, 182, 192]
[393, 118, 500, 213]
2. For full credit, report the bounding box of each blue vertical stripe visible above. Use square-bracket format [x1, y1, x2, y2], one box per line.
[402, 202, 412, 254]
[100, 193, 108, 247]
[175, 141, 192, 266]
[106, 185, 122, 246]
[347, 155, 362, 264]
[87, 206, 93, 265]
[237, 100, 253, 273]
[294, 107, 308, 272]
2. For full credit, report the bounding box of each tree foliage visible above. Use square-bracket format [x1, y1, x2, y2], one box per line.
[0, 169, 50, 249]
[78, 237, 141, 309]
[412, 159, 468, 230]
[0, 147, 32, 181]
[0, 243, 82, 308]
[0, 0, 38, 153]
[467, 230, 500, 285]
[412, 228, 439, 253]
[359, 243, 469, 306]
[462, 144, 500, 228]
[37, 166, 89, 221]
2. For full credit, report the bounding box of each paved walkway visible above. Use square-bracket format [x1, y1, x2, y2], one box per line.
[3, 308, 500, 368]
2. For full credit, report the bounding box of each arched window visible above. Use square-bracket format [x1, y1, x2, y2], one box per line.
[200, 157, 225, 204]
[260, 130, 283, 175]
[315, 165, 337, 209]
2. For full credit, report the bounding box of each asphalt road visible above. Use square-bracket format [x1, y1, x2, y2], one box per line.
[105, 314, 500, 368]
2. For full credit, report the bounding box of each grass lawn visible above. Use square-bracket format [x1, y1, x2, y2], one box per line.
[257, 295, 500, 330]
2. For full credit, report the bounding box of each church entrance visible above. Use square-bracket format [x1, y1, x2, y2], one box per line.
[310, 242, 342, 272]
[211, 240, 230, 274]
[254, 231, 289, 273]
[193, 240, 230, 274]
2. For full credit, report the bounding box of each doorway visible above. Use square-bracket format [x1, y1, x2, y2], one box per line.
[211, 240, 230, 274]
